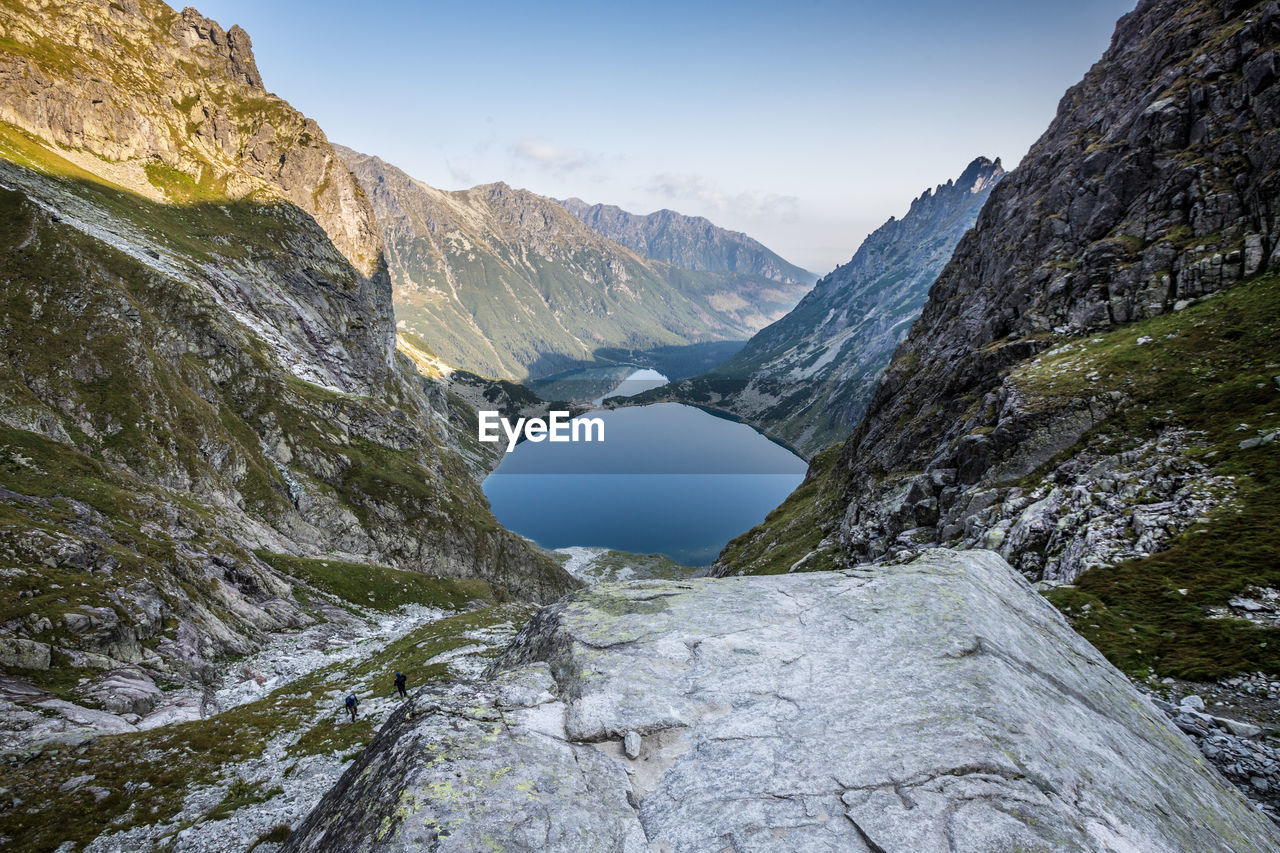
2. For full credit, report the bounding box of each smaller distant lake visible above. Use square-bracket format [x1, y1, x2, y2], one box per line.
[592, 367, 668, 404]
[483, 369, 807, 566]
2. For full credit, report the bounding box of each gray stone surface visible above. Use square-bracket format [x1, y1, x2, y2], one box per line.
[0, 637, 51, 670]
[285, 550, 1280, 852]
[78, 668, 164, 716]
[624, 730, 642, 760]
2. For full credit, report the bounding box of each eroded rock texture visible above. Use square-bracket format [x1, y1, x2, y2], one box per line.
[286, 551, 1280, 852]
[835, 0, 1280, 561]
[0, 0, 383, 275]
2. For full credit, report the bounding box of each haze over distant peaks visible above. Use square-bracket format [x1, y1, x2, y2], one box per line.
[622, 155, 1005, 455]
[556, 197, 816, 286]
[340, 147, 814, 380]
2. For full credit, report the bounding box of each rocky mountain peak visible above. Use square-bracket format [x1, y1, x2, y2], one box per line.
[958, 155, 1004, 192]
[173, 7, 264, 88]
[0, 0, 383, 278]
[894, 157, 1003, 224]
[639, 155, 1003, 455]
[473, 179, 515, 197]
[847, 0, 1280, 499]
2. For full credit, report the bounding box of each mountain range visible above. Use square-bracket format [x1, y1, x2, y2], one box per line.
[0, 0, 572, 715]
[340, 149, 815, 380]
[623, 156, 1004, 455]
[556, 197, 814, 286]
[4, 0, 1280, 848]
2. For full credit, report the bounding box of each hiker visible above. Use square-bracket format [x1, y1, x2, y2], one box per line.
[394, 671, 408, 699]
[344, 693, 359, 722]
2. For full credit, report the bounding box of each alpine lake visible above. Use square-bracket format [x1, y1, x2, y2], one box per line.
[483, 369, 807, 567]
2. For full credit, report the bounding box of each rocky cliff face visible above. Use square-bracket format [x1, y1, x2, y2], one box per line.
[628, 157, 1003, 456]
[341, 148, 810, 380]
[556, 197, 815, 286]
[720, 0, 1280, 564]
[0, 0, 382, 276]
[827, 0, 1280, 562]
[0, 0, 573, 752]
[284, 550, 1280, 852]
[714, 0, 1280, 744]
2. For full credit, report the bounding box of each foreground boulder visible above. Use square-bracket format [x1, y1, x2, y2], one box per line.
[285, 550, 1280, 852]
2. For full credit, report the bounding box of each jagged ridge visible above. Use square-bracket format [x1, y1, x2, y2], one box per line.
[556, 196, 815, 285]
[341, 147, 813, 380]
[622, 157, 1003, 456]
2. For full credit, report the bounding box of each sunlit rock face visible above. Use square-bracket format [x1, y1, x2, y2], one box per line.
[286, 550, 1280, 852]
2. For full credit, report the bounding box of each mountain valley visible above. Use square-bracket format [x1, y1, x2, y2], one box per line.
[2, 0, 1280, 850]
[621, 156, 1004, 456]
[340, 149, 814, 382]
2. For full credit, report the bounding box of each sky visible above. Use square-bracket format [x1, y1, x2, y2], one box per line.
[193, 0, 1136, 276]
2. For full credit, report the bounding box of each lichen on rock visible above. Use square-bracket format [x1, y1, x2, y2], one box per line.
[285, 550, 1280, 852]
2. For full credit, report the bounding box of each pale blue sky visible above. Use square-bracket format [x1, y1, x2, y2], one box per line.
[193, 0, 1135, 274]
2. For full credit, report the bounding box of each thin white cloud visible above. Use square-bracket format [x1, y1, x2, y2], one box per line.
[510, 138, 597, 175]
[445, 159, 473, 186]
[647, 173, 799, 223]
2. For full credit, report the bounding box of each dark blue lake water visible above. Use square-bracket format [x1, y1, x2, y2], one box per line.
[482, 371, 807, 566]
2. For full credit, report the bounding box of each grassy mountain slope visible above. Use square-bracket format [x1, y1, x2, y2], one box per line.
[340, 148, 810, 380]
[722, 269, 1280, 682]
[0, 587, 535, 851]
[0, 0, 572, 730]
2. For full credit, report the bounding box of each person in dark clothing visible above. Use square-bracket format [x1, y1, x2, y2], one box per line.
[394, 671, 408, 699]
[344, 693, 359, 722]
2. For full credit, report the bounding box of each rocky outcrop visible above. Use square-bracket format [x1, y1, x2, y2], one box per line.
[556, 197, 815, 286]
[951, 425, 1234, 582]
[174, 8, 264, 89]
[285, 550, 1280, 852]
[716, 0, 1280, 582]
[0, 0, 382, 275]
[827, 0, 1280, 562]
[630, 157, 1003, 456]
[340, 147, 811, 380]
